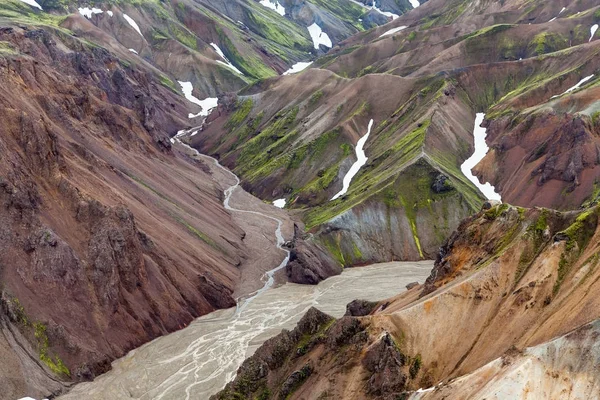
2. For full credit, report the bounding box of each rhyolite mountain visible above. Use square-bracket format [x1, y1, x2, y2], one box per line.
[191, 0, 600, 275]
[1, 0, 600, 399]
[215, 203, 600, 399]
[0, 0, 408, 397]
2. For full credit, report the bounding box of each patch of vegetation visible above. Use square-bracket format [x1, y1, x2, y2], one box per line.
[226, 99, 254, 130]
[309, 89, 324, 105]
[529, 32, 568, 56]
[409, 354, 422, 379]
[6, 297, 70, 378]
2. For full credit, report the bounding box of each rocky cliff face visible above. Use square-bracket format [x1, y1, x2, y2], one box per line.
[0, 23, 251, 396]
[215, 203, 600, 399]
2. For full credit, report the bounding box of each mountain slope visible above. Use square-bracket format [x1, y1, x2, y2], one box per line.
[189, 0, 600, 277]
[214, 203, 600, 399]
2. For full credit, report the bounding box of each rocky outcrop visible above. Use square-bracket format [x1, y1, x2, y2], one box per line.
[217, 204, 600, 399]
[0, 24, 246, 395]
[345, 299, 378, 316]
[285, 224, 342, 284]
[212, 307, 335, 400]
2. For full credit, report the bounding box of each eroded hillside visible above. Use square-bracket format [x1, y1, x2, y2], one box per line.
[191, 0, 600, 277]
[215, 203, 600, 399]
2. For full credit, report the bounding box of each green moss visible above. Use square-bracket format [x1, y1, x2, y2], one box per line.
[410, 354, 422, 379]
[158, 74, 178, 93]
[33, 322, 70, 377]
[559, 208, 598, 253]
[529, 32, 568, 56]
[0, 41, 18, 55]
[226, 99, 254, 130]
[484, 203, 509, 220]
[309, 90, 324, 105]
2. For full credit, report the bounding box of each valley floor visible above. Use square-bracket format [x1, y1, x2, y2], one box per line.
[58, 260, 433, 400]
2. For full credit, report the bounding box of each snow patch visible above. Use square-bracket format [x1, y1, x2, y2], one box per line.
[107, 10, 113, 17]
[18, 398, 48, 400]
[259, 0, 285, 16]
[331, 119, 374, 201]
[210, 43, 244, 75]
[273, 199, 286, 208]
[379, 26, 407, 37]
[178, 81, 219, 119]
[551, 74, 594, 99]
[283, 61, 313, 75]
[590, 24, 598, 42]
[78, 7, 103, 19]
[408, 0, 420, 8]
[460, 113, 502, 201]
[307, 23, 332, 50]
[123, 14, 143, 37]
[549, 7, 566, 22]
[19, 0, 43, 10]
[129, 48, 138, 54]
[416, 387, 434, 393]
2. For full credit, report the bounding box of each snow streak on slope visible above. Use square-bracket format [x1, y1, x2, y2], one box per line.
[331, 119, 374, 201]
[409, 0, 420, 8]
[210, 43, 244, 75]
[460, 113, 501, 201]
[549, 7, 565, 22]
[551, 75, 595, 99]
[78, 7, 103, 18]
[283, 62, 313, 75]
[18, 0, 42, 10]
[591, 24, 599, 42]
[259, 0, 285, 16]
[307, 23, 332, 50]
[123, 14, 143, 37]
[177, 81, 218, 119]
[273, 199, 286, 208]
[380, 26, 408, 37]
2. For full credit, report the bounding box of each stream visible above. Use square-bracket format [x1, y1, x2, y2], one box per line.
[57, 133, 433, 399]
[59, 261, 433, 400]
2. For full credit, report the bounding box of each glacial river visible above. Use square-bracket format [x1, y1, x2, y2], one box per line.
[60, 261, 433, 400]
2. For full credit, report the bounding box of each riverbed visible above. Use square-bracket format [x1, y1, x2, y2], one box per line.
[60, 261, 433, 400]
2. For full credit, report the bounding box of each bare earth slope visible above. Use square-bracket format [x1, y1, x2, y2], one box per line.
[214, 203, 600, 399]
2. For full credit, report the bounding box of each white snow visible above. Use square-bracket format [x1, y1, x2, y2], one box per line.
[408, 0, 420, 8]
[549, 7, 566, 22]
[273, 199, 286, 208]
[307, 23, 332, 50]
[129, 48, 138, 54]
[331, 119, 374, 201]
[259, 0, 286, 16]
[349, 0, 399, 19]
[590, 24, 598, 42]
[551, 74, 594, 99]
[107, 10, 114, 17]
[416, 387, 435, 393]
[178, 81, 219, 119]
[123, 14, 143, 37]
[210, 43, 244, 75]
[379, 26, 408, 38]
[18, 0, 42, 10]
[18, 398, 48, 400]
[78, 7, 103, 19]
[460, 113, 502, 201]
[283, 61, 313, 75]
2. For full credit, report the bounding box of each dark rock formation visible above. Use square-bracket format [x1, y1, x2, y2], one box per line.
[345, 299, 379, 316]
[285, 225, 342, 284]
